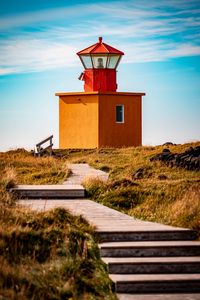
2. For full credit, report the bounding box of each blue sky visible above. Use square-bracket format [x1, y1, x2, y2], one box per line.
[0, 0, 200, 151]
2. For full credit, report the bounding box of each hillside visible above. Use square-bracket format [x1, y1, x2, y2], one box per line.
[1, 142, 199, 233]
[0, 142, 200, 299]
[0, 150, 115, 299]
[55, 142, 200, 234]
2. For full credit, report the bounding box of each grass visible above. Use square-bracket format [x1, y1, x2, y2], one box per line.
[0, 142, 200, 298]
[0, 148, 68, 185]
[0, 206, 116, 299]
[0, 149, 116, 299]
[75, 142, 200, 234]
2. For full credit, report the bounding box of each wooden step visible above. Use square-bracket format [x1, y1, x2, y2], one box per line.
[97, 229, 197, 242]
[11, 184, 85, 198]
[100, 241, 200, 257]
[102, 256, 200, 274]
[110, 273, 200, 293]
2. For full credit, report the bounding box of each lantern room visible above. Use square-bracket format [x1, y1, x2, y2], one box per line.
[77, 37, 124, 92]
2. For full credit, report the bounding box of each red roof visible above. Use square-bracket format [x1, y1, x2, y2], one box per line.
[77, 37, 124, 55]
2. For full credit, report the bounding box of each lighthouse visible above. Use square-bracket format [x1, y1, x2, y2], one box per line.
[56, 37, 145, 149]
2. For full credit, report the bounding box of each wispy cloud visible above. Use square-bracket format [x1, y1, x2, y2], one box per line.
[123, 41, 200, 63]
[0, 0, 199, 75]
[0, 38, 78, 75]
[0, 67, 17, 76]
[0, 4, 90, 30]
[167, 44, 200, 58]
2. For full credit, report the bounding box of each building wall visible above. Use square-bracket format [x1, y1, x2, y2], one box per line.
[98, 94, 142, 147]
[59, 94, 99, 148]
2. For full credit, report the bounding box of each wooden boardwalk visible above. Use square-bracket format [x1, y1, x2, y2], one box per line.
[19, 198, 196, 237]
[11, 184, 85, 198]
[18, 164, 200, 299]
[63, 163, 109, 184]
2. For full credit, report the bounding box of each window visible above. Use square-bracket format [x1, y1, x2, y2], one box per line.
[116, 105, 124, 123]
[79, 54, 122, 69]
[107, 55, 121, 69]
[80, 55, 93, 69]
[92, 55, 107, 69]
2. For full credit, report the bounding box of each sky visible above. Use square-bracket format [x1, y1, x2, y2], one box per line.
[0, 0, 200, 151]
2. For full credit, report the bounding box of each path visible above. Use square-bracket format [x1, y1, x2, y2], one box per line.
[63, 163, 109, 184]
[11, 163, 108, 198]
[18, 163, 200, 299]
[18, 199, 195, 236]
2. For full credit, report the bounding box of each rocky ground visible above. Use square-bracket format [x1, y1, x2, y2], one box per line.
[150, 146, 200, 171]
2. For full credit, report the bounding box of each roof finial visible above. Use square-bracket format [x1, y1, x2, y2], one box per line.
[99, 37, 103, 43]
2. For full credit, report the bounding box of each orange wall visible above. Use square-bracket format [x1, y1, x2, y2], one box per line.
[98, 94, 142, 147]
[59, 95, 98, 148]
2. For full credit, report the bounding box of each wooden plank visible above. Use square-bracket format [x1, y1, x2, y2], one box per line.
[39, 143, 53, 153]
[36, 135, 53, 147]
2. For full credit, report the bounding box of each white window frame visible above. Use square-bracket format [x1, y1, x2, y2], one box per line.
[116, 104, 124, 123]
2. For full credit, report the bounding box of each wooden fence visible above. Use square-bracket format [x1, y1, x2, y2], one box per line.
[34, 135, 53, 157]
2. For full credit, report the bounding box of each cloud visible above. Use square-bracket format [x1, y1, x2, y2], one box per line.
[0, 4, 90, 30]
[1, 34, 199, 76]
[0, 67, 17, 76]
[122, 41, 200, 63]
[0, 38, 78, 75]
[0, 2, 169, 30]
[0, 0, 199, 75]
[167, 44, 200, 58]
[1, 0, 199, 30]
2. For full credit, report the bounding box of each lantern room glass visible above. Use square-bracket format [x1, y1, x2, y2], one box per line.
[79, 54, 122, 69]
[92, 56, 107, 69]
[107, 55, 121, 69]
[80, 55, 93, 69]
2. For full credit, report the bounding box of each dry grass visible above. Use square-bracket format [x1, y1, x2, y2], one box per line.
[0, 149, 68, 185]
[0, 204, 116, 299]
[0, 166, 17, 189]
[78, 142, 200, 234]
[0, 142, 199, 298]
[0, 148, 116, 299]
[171, 184, 200, 228]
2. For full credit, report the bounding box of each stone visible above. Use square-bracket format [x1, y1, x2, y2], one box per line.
[150, 146, 200, 171]
[163, 142, 176, 146]
[132, 167, 152, 180]
[162, 148, 171, 153]
[109, 178, 138, 188]
[158, 174, 168, 180]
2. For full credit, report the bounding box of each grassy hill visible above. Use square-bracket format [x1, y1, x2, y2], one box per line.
[0, 150, 116, 299]
[0, 142, 199, 299]
[67, 142, 200, 234]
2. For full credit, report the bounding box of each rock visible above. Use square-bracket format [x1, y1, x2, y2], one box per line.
[163, 142, 176, 146]
[150, 150, 174, 163]
[109, 178, 138, 188]
[99, 165, 110, 172]
[158, 174, 168, 180]
[163, 148, 171, 153]
[132, 167, 152, 180]
[150, 146, 200, 171]
[133, 170, 144, 179]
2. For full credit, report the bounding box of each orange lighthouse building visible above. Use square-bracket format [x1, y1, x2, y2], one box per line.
[56, 37, 145, 148]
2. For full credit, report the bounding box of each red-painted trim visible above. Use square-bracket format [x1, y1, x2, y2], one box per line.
[77, 37, 124, 55]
